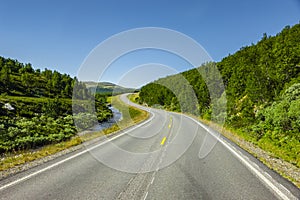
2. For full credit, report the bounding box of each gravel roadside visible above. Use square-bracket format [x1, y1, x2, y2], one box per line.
[203, 120, 300, 189]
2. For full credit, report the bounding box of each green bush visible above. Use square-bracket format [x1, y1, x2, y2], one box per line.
[0, 115, 77, 153]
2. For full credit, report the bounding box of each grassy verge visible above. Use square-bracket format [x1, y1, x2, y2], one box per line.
[128, 93, 139, 103]
[109, 95, 148, 126]
[0, 137, 82, 171]
[0, 95, 149, 172]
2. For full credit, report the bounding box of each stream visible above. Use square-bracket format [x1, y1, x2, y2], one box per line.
[91, 106, 122, 132]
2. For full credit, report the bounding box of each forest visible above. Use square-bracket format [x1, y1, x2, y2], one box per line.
[85, 81, 136, 96]
[139, 23, 300, 167]
[0, 57, 113, 153]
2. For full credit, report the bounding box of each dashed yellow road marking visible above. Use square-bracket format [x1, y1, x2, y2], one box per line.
[168, 116, 172, 128]
[160, 137, 167, 145]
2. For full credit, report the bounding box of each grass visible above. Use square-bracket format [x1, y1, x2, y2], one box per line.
[128, 93, 139, 103]
[109, 95, 148, 126]
[0, 95, 149, 172]
[0, 137, 82, 171]
[257, 136, 300, 167]
[0, 95, 71, 104]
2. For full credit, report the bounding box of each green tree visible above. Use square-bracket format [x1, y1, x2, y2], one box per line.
[21, 72, 34, 94]
[0, 65, 11, 91]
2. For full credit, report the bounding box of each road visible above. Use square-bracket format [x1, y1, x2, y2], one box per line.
[0, 94, 299, 200]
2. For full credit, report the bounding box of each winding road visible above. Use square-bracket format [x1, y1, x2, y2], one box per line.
[0, 94, 299, 200]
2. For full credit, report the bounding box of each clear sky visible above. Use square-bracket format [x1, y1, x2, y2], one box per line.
[0, 0, 300, 88]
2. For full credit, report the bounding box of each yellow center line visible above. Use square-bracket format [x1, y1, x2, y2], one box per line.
[168, 116, 172, 128]
[161, 116, 172, 145]
[160, 137, 167, 145]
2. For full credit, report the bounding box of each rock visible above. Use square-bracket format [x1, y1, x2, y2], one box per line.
[3, 103, 14, 111]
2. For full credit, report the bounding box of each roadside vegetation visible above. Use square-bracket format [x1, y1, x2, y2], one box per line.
[138, 23, 300, 185]
[0, 56, 113, 154]
[128, 93, 140, 104]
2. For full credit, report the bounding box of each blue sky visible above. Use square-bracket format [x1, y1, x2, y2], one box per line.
[0, 0, 300, 88]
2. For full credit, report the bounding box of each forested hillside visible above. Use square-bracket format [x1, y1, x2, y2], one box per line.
[139, 23, 300, 167]
[0, 57, 112, 153]
[85, 81, 136, 96]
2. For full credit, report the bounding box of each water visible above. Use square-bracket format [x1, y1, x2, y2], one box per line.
[91, 106, 122, 131]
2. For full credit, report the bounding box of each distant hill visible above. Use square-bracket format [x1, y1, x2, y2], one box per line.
[84, 81, 117, 88]
[85, 81, 136, 95]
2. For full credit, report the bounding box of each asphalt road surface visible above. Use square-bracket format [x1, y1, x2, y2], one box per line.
[0, 94, 299, 200]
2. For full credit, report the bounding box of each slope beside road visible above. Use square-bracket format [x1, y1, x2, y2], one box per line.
[0, 94, 299, 200]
